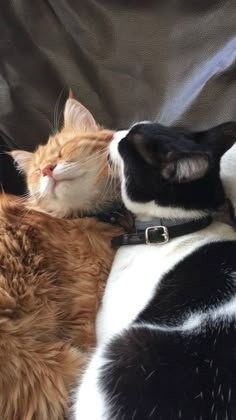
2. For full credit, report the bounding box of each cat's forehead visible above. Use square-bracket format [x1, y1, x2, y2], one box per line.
[127, 123, 196, 151]
[33, 136, 62, 163]
[34, 131, 78, 158]
[33, 129, 114, 165]
[130, 122, 175, 136]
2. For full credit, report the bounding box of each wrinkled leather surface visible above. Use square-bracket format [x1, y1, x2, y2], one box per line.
[1, 0, 236, 193]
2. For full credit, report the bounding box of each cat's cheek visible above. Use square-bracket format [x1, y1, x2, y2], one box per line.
[40, 176, 53, 196]
[109, 130, 128, 164]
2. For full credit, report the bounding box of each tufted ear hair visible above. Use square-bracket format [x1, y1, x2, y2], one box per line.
[161, 151, 210, 183]
[64, 97, 98, 132]
[8, 150, 33, 173]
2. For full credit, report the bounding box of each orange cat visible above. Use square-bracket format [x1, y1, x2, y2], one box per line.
[11, 97, 119, 217]
[0, 98, 122, 420]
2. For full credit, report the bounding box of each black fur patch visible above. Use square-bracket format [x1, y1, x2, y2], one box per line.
[100, 240, 236, 420]
[137, 240, 236, 325]
[102, 322, 236, 420]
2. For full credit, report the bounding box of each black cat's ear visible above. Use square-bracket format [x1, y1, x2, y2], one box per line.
[162, 152, 210, 183]
[195, 122, 236, 157]
[131, 133, 156, 165]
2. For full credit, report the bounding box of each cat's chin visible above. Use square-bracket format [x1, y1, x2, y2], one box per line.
[52, 179, 72, 197]
[28, 191, 106, 219]
[29, 175, 119, 218]
[27, 197, 70, 218]
[45, 178, 74, 197]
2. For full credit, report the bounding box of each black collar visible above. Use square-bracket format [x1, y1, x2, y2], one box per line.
[86, 202, 122, 225]
[89, 211, 118, 225]
[111, 215, 212, 248]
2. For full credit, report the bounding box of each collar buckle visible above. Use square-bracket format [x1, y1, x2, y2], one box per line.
[145, 225, 169, 245]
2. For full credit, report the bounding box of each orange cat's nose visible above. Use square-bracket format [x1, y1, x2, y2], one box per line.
[42, 164, 56, 177]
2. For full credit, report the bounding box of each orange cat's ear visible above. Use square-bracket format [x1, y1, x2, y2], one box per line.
[64, 98, 98, 132]
[8, 150, 33, 172]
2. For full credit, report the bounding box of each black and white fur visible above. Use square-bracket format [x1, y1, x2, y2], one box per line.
[74, 122, 236, 420]
[221, 142, 236, 220]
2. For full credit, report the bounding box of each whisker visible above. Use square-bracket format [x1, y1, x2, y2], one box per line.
[100, 172, 112, 203]
[56, 107, 64, 134]
[53, 88, 65, 133]
[63, 153, 107, 169]
[0, 151, 13, 156]
[60, 149, 108, 173]
[0, 183, 5, 194]
[109, 160, 121, 201]
[98, 159, 109, 173]
[105, 174, 113, 201]
[0, 144, 14, 151]
[72, 148, 109, 165]
[16, 195, 29, 203]
[37, 111, 55, 134]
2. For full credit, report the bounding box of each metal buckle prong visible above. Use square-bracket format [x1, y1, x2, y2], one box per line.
[145, 225, 169, 245]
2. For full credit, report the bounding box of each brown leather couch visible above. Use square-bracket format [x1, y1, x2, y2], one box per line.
[1, 0, 236, 194]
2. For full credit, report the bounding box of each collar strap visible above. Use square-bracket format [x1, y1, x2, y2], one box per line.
[89, 211, 118, 224]
[111, 215, 212, 248]
[86, 201, 122, 225]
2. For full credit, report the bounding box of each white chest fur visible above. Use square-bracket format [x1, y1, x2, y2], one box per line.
[96, 221, 236, 345]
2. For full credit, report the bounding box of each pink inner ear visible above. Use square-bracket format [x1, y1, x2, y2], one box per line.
[64, 98, 98, 132]
[132, 134, 156, 166]
[9, 150, 33, 172]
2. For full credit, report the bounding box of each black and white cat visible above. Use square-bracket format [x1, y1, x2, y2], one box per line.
[74, 122, 236, 420]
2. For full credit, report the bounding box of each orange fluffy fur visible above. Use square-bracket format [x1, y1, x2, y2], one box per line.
[0, 195, 121, 420]
[2, 98, 122, 419]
